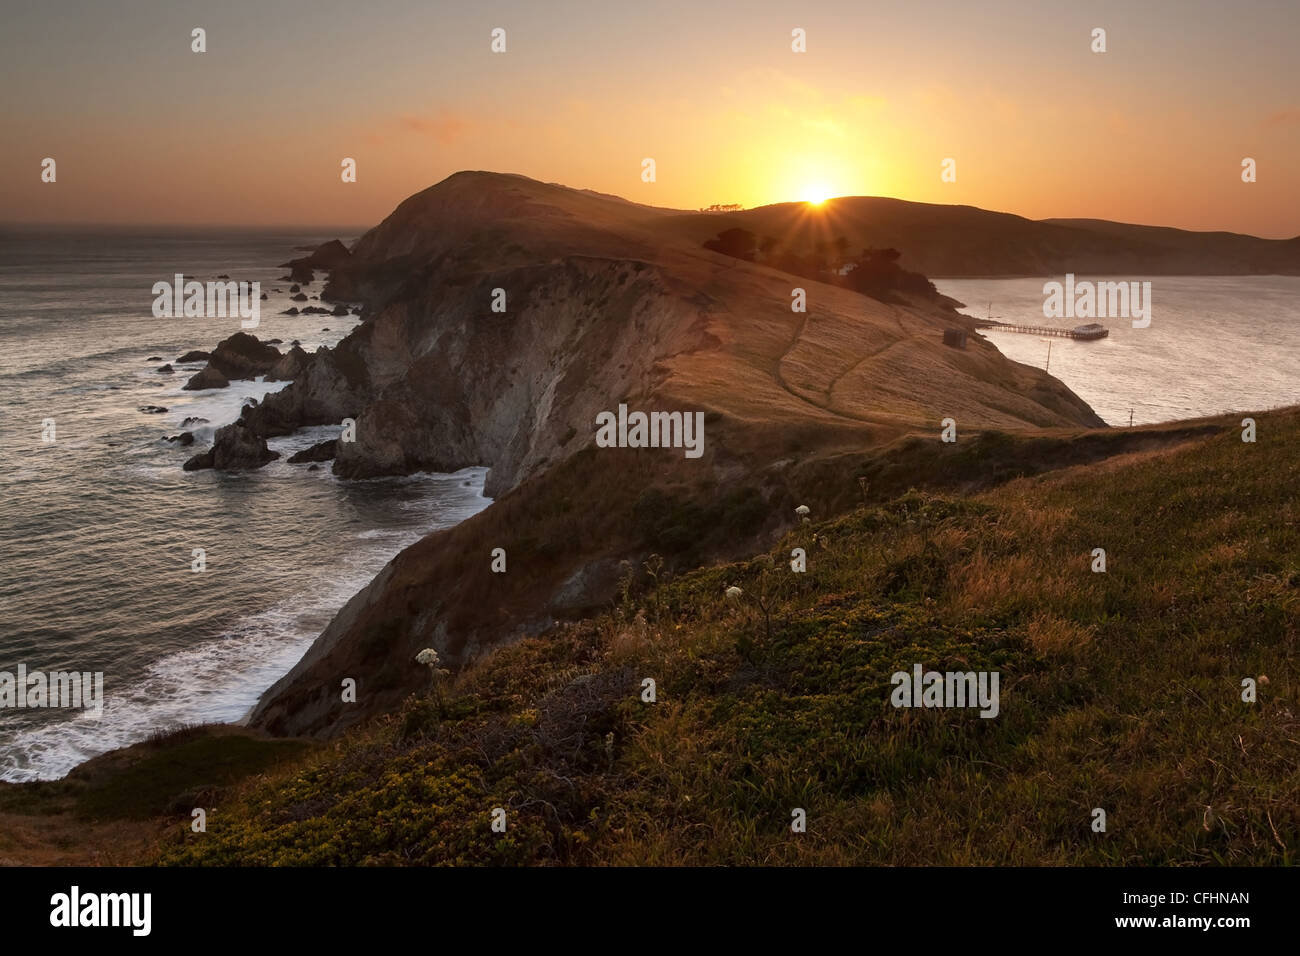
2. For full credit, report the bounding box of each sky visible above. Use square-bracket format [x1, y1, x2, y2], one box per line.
[2, 0, 1297, 236]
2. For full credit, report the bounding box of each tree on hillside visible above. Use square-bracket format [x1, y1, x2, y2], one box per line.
[703, 228, 759, 261]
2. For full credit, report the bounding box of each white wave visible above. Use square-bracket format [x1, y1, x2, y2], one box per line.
[0, 471, 490, 783]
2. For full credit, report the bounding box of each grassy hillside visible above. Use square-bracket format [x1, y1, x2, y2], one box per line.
[152, 407, 1298, 866]
[0, 726, 311, 865]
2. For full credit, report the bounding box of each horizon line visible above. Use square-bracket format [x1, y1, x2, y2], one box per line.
[2, 176, 1296, 244]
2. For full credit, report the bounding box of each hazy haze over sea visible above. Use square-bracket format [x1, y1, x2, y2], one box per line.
[0, 227, 490, 782]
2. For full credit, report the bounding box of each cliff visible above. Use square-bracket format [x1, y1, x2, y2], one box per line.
[238, 171, 1119, 737]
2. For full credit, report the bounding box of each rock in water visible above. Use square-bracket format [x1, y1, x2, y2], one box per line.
[288, 439, 338, 463]
[182, 449, 214, 471]
[185, 421, 280, 471]
[282, 239, 350, 273]
[182, 365, 230, 391]
[207, 332, 282, 380]
[176, 350, 210, 363]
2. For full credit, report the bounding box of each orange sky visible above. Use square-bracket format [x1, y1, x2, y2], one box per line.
[2, 0, 1297, 236]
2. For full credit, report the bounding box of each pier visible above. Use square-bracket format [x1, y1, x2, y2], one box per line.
[977, 320, 1109, 340]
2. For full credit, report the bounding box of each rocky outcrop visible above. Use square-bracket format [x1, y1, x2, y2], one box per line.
[177, 350, 210, 363]
[182, 333, 282, 390]
[184, 365, 230, 391]
[267, 345, 310, 382]
[184, 421, 279, 471]
[211, 332, 281, 378]
[283, 239, 351, 272]
[202, 344, 369, 463]
[288, 439, 337, 463]
[323, 259, 688, 495]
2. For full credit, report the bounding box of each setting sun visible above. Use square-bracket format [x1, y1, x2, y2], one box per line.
[804, 186, 831, 205]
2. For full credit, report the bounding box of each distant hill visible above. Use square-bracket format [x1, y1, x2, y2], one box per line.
[656, 198, 1300, 277]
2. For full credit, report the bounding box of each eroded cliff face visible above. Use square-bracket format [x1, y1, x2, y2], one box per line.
[330, 256, 702, 496]
[243, 171, 1113, 739]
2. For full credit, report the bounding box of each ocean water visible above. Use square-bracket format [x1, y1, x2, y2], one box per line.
[935, 276, 1300, 426]
[0, 227, 491, 782]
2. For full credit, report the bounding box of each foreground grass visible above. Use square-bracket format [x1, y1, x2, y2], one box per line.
[157, 410, 1298, 865]
[0, 726, 313, 864]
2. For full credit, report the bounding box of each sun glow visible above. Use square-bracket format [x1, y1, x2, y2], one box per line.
[804, 185, 831, 205]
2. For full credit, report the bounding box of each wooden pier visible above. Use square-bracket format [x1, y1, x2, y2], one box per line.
[977, 320, 1109, 340]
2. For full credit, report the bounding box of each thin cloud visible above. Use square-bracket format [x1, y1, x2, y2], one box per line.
[1262, 108, 1300, 127]
[364, 109, 476, 147]
[399, 110, 473, 143]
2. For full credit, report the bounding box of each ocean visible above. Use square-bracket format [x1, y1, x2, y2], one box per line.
[0, 227, 490, 782]
[935, 276, 1300, 426]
